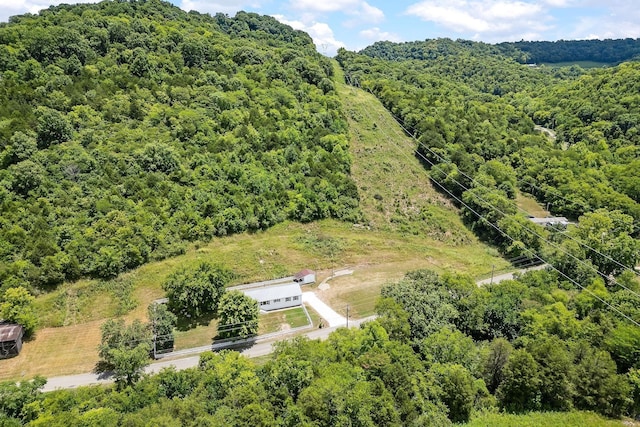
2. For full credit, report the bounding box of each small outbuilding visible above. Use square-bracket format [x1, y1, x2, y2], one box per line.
[243, 283, 302, 312]
[529, 217, 570, 227]
[294, 269, 316, 285]
[0, 322, 24, 359]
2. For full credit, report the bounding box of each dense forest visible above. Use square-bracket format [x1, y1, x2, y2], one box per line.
[362, 38, 640, 65]
[1, 1, 640, 426]
[499, 39, 640, 64]
[0, 0, 359, 293]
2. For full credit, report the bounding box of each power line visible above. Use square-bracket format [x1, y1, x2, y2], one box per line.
[345, 83, 640, 327]
[354, 82, 640, 298]
[346, 71, 640, 277]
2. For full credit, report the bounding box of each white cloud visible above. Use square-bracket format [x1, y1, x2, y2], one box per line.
[290, 0, 360, 13]
[273, 15, 346, 56]
[359, 27, 402, 42]
[291, 0, 384, 24]
[0, 0, 96, 22]
[359, 2, 384, 23]
[405, 0, 550, 41]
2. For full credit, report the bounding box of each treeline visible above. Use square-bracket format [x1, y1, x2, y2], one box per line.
[1, 269, 638, 425]
[0, 0, 360, 293]
[499, 39, 640, 64]
[361, 38, 640, 66]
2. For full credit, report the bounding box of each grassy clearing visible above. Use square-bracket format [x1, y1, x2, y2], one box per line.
[463, 410, 630, 426]
[258, 307, 310, 334]
[541, 61, 613, 69]
[516, 192, 550, 217]
[0, 65, 510, 381]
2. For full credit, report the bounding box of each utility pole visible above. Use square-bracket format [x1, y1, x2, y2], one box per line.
[346, 304, 350, 328]
[490, 264, 495, 285]
[152, 302, 157, 359]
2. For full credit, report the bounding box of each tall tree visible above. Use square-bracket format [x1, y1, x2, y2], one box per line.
[162, 262, 233, 321]
[217, 291, 259, 339]
[0, 286, 37, 337]
[98, 319, 152, 387]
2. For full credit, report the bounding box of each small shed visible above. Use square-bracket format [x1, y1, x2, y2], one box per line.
[529, 217, 569, 227]
[294, 269, 316, 285]
[0, 322, 24, 359]
[243, 283, 302, 311]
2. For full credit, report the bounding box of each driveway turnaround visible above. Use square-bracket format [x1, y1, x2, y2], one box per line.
[302, 292, 346, 327]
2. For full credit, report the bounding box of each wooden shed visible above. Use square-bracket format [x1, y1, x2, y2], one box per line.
[294, 269, 316, 285]
[0, 322, 24, 359]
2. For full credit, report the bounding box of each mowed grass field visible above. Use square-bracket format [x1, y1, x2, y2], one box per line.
[0, 65, 509, 381]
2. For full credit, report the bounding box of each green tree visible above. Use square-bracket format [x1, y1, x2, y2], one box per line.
[374, 297, 411, 342]
[0, 287, 37, 337]
[431, 363, 476, 423]
[574, 345, 631, 417]
[528, 336, 575, 411]
[482, 338, 513, 393]
[573, 209, 640, 276]
[35, 107, 72, 149]
[217, 291, 259, 339]
[0, 376, 46, 424]
[496, 349, 542, 413]
[148, 303, 177, 354]
[6, 131, 38, 165]
[162, 262, 233, 321]
[98, 319, 152, 387]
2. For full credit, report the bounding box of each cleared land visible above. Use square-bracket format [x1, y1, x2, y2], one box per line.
[0, 66, 509, 381]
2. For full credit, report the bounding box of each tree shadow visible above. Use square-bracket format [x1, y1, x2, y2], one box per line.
[93, 360, 115, 379]
[175, 311, 217, 332]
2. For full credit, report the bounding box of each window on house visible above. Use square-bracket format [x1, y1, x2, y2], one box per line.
[293, 296, 299, 301]
[285, 297, 292, 302]
[273, 298, 281, 303]
[260, 301, 270, 306]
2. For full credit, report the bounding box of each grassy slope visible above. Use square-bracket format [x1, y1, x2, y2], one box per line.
[463, 410, 630, 426]
[0, 64, 508, 381]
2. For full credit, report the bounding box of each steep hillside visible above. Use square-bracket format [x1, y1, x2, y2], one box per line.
[0, 0, 359, 291]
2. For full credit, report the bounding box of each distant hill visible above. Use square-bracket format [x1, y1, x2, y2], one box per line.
[498, 38, 640, 64]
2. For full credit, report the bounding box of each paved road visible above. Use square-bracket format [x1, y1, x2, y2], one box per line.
[476, 264, 548, 286]
[41, 316, 376, 392]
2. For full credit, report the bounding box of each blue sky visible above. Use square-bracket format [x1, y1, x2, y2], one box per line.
[1, 1, 639, 56]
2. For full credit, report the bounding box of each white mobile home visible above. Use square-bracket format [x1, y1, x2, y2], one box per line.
[243, 283, 302, 311]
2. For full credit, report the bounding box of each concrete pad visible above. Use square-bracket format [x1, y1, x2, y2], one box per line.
[302, 292, 346, 327]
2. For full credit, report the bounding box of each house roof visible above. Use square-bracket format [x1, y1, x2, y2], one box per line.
[294, 269, 315, 279]
[0, 323, 24, 342]
[243, 283, 302, 302]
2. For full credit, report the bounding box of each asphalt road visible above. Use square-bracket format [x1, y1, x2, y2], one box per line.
[41, 316, 376, 392]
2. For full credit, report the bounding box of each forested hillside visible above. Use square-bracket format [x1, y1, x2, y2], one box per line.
[499, 39, 640, 64]
[339, 40, 640, 275]
[0, 0, 359, 292]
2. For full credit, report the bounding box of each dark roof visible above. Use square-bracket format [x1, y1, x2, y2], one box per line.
[0, 323, 24, 342]
[294, 269, 315, 279]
